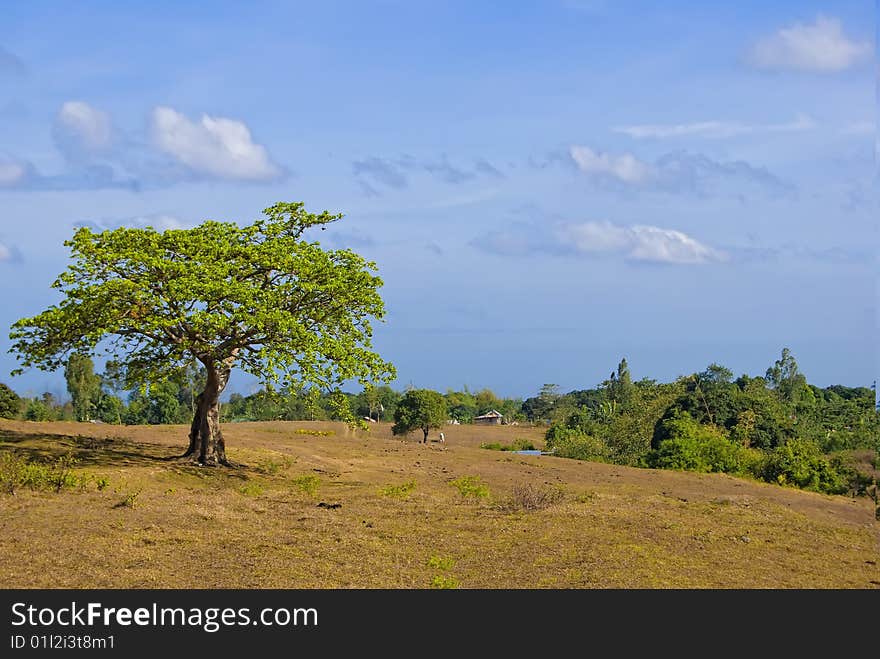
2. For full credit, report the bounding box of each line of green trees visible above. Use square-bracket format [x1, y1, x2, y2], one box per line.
[539, 350, 878, 496]
[0, 355, 524, 427]
[1, 348, 876, 497]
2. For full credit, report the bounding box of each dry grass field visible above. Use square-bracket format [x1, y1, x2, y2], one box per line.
[0, 418, 877, 588]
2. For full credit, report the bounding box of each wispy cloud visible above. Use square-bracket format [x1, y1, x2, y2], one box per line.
[726, 244, 875, 266]
[569, 146, 653, 183]
[0, 241, 11, 262]
[352, 157, 409, 190]
[322, 228, 376, 249]
[418, 155, 475, 184]
[746, 16, 871, 73]
[567, 146, 792, 196]
[0, 153, 138, 192]
[352, 154, 504, 194]
[474, 158, 505, 179]
[0, 46, 25, 77]
[473, 219, 728, 265]
[614, 114, 815, 140]
[150, 106, 284, 181]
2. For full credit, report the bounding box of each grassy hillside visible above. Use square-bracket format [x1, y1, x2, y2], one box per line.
[0, 419, 877, 588]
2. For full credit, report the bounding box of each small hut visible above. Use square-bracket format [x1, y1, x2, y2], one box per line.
[474, 409, 503, 425]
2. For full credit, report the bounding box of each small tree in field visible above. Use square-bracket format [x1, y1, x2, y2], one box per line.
[392, 389, 447, 443]
[9, 202, 396, 465]
[64, 353, 102, 421]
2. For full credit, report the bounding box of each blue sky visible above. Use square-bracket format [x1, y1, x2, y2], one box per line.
[0, 0, 876, 400]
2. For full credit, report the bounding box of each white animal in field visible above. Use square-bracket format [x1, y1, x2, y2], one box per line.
[439, 432, 445, 443]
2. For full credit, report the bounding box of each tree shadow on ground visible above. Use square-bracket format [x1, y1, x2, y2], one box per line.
[1, 428, 183, 469]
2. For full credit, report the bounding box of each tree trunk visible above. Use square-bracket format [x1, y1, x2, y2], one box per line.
[422, 427, 429, 443]
[183, 356, 235, 466]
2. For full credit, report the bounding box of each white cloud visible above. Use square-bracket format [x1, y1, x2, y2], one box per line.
[0, 242, 10, 261]
[475, 220, 727, 265]
[55, 101, 112, 152]
[567, 146, 791, 196]
[614, 114, 815, 140]
[747, 16, 871, 73]
[150, 106, 282, 181]
[0, 157, 29, 187]
[569, 146, 653, 183]
[556, 221, 727, 264]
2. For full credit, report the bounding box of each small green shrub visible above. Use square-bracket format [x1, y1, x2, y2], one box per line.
[430, 575, 460, 589]
[114, 490, 140, 509]
[427, 555, 455, 571]
[239, 482, 264, 496]
[575, 491, 596, 503]
[96, 477, 110, 491]
[511, 438, 537, 451]
[379, 480, 416, 499]
[49, 452, 79, 492]
[255, 455, 293, 475]
[293, 429, 334, 437]
[449, 475, 489, 500]
[0, 451, 88, 494]
[293, 474, 320, 497]
[480, 438, 538, 452]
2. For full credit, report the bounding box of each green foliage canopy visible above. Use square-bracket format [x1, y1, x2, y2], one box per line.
[0, 383, 21, 419]
[9, 202, 396, 401]
[392, 389, 447, 442]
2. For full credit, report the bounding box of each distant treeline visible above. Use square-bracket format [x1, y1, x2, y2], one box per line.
[1, 348, 877, 497]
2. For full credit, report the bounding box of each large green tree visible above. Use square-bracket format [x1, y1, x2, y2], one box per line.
[9, 202, 395, 465]
[392, 389, 447, 443]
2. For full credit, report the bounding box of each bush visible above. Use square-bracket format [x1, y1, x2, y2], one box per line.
[449, 475, 489, 501]
[499, 482, 564, 512]
[429, 575, 460, 589]
[255, 455, 294, 475]
[648, 413, 748, 474]
[427, 555, 455, 571]
[761, 439, 847, 494]
[546, 427, 610, 462]
[479, 438, 537, 452]
[379, 480, 416, 499]
[0, 451, 87, 494]
[113, 490, 141, 508]
[293, 429, 333, 437]
[24, 399, 54, 421]
[0, 383, 21, 419]
[292, 474, 320, 497]
[826, 451, 876, 496]
[239, 482, 264, 496]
